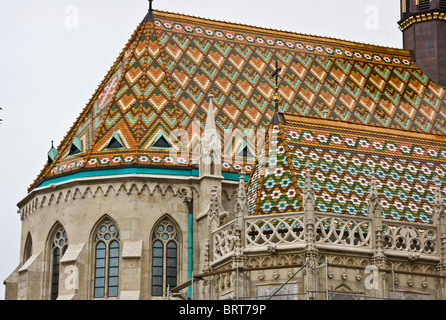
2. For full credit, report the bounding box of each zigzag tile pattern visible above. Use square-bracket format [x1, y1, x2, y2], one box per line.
[31, 10, 446, 191]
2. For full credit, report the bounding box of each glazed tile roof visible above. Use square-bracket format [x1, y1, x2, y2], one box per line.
[30, 9, 446, 191]
[247, 113, 446, 223]
[246, 120, 303, 215]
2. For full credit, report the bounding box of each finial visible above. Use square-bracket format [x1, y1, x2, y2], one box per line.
[270, 60, 283, 125]
[435, 174, 441, 186]
[271, 60, 282, 104]
[239, 169, 245, 182]
[368, 167, 379, 200]
[371, 166, 376, 179]
[304, 162, 313, 189]
[143, 0, 155, 22]
[205, 93, 217, 131]
[322, 109, 329, 118]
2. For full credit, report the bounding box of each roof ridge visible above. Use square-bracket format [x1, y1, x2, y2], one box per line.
[152, 9, 408, 56]
[283, 113, 446, 142]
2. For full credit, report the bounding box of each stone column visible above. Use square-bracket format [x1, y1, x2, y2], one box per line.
[368, 170, 386, 268]
[232, 171, 248, 300]
[367, 169, 388, 299]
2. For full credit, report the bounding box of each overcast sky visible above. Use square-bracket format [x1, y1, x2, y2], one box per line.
[0, 0, 402, 299]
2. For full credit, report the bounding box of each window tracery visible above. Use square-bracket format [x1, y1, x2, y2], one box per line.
[50, 226, 68, 300]
[93, 220, 120, 298]
[151, 218, 179, 297]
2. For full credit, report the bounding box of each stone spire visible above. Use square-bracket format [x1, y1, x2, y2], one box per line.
[303, 163, 318, 262]
[434, 175, 446, 223]
[205, 93, 217, 131]
[367, 169, 386, 268]
[234, 171, 248, 218]
[303, 163, 315, 215]
[367, 168, 382, 218]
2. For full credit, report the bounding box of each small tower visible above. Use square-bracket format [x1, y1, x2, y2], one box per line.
[399, 0, 446, 87]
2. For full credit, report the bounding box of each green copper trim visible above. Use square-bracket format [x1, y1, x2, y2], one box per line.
[35, 167, 248, 189]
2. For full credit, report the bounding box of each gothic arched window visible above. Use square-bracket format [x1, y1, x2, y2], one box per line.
[23, 232, 33, 263]
[151, 218, 179, 297]
[93, 220, 120, 298]
[50, 226, 68, 300]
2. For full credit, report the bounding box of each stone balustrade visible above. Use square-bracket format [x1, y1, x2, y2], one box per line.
[211, 211, 439, 262]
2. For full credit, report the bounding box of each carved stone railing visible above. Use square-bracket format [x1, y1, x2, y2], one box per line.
[244, 213, 305, 249]
[314, 212, 372, 249]
[212, 220, 237, 262]
[382, 220, 437, 257]
[212, 211, 439, 262]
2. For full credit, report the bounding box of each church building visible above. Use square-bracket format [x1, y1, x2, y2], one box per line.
[5, 0, 446, 300]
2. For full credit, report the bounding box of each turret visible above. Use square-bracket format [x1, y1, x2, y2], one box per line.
[399, 0, 446, 87]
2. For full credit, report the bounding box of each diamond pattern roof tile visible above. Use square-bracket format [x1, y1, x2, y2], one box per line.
[30, 9, 446, 192]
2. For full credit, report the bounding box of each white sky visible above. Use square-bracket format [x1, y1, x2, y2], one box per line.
[0, 0, 402, 299]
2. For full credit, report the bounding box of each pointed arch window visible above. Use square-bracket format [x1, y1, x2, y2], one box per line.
[93, 220, 120, 298]
[50, 227, 68, 300]
[151, 218, 179, 297]
[23, 233, 33, 263]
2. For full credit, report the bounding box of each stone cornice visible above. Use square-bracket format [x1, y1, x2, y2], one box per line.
[399, 10, 446, 31]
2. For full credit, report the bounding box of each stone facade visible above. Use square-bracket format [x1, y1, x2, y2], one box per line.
[5, 105, 446, 300]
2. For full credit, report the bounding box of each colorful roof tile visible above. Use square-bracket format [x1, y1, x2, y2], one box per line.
[30, 9, 446, 191]
[247, 113, 446, 223]
[247, 120, 303, 215]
